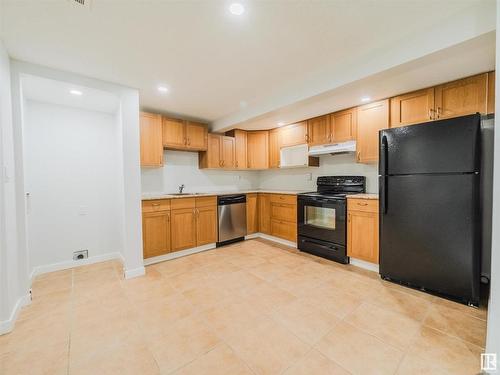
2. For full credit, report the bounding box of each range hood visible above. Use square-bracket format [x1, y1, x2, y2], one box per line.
[308, 140, 356, 156]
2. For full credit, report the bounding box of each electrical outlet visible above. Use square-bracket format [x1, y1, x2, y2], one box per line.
[307, 173, 313, 181]
[73, 250, 88, 261]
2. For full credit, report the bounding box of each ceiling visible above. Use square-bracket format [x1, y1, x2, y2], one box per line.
[22, 74, 119, 114]
[1, 0, 496, 130]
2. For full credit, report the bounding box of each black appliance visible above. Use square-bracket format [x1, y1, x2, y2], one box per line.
[379, 113, 482, 306]
[298, 176, 366, 263]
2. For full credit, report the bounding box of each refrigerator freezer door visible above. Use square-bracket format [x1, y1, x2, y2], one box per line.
[379, 114, 481, 175]
[379, 173, 480, 305]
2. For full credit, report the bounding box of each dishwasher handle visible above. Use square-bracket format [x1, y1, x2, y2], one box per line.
[218, 194, 246, 205]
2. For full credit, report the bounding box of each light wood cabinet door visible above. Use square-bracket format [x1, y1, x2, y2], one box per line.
[162, 117, 186, 149]
[221, 136, 236, 169]
[280, 122, 308, 147]
[233, 130, 247, 169]
[347, 210, 379, 264]
[140, 112, 163, 167]
[171, 208, 197, 251]
[331, 108, 357, 142]
[434, 73, 488, 120]
[246, 193, 258, 234]
[488, 71, 495, 114]
[142, 210, 170, 259]
[196, 206, 217, 246]
[258, 193, 271, 234]
[271, 220, 297, 242]
[390, 88, 435, 128]
[307, 115, 331, 146]
[247, 131, 269, 169]
[185, 121, 208, 151]
[199, 134, 222, 169]
[356, 99, 389, 164]
[269, 129, 281, 169]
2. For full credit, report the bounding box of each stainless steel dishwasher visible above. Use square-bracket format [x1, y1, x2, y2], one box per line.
[217, 194, 247, 246]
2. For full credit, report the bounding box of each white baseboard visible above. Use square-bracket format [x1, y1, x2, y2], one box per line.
[29, 252, 123, 282]
[246, 233, 297, 248]
[0, 293, 31, 335]
[143, 243, 216, 266]
[350, 258, 379, 273]
[124, 266, 145, 279]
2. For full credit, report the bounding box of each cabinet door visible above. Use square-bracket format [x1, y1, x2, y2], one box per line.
[347, 211, 379, 264]
[246, 193, 258, 234]
[434, 73, 488, 120]
[221, 136, 236, 169]
[258, 194, 271, 234]
[162, 117, 186, 149]
[233, 130, 247, 169]
[331, 108, 357, 142]
[271, 220, 297, 242]
[185, 121, 208, 151]
[247, 131, 269, 169]
[390, 88, 435, 128]
[487, 71, 495, 114]
[280, 122, 308, 147]
[269, 129, 281, 169]
[171, 208, 197, 251]
[140, 112, 163, 167]
[307, 115, 331, 146]
[356, 99, 389, 164]
[199, 134, 222, 168]
[196, 206, 217, 246]
[142, 210, 170, 258]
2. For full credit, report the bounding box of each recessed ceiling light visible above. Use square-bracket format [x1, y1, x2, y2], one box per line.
[277, 121, 285, 126]
[229, 3, 245, 15]
[69, 89, 82, 96]
[361, 96, 371, 103]
[157, 85, 169, 93]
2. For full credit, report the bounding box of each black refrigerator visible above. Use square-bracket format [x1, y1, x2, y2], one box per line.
[379, 114, 482, 306]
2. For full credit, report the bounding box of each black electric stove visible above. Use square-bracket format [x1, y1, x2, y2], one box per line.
[297, 176, 366, 263]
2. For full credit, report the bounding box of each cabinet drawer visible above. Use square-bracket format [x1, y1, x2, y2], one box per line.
[270, 194, 297, 205]
[142, 199, 170, 212]
[348, 198, 378, 213]
[271, 220, 297, 242]
[195, 196, 217, 207]
[171, 198, 196, 210]
[270, 203, 297, 223]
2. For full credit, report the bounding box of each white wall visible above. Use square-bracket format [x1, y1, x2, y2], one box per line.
[141, 150, 260, 194]
[258, 154, 378, 193]
[486, 0, 500, 360]
[23, 100, 123, 270]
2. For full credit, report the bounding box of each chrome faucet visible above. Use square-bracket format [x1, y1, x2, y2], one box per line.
[178, 184, 185, 194]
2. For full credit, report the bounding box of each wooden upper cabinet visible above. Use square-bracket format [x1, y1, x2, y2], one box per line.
[185, 121, 208, 151]
[280, 122, 308, 147]
[162, 117, 186, 149]
[390, 88, 435, 128]
[247, 131, 269, 169]
[140, 112, 163, 167]
[488, 71, 495, 114]
[170, 208, 197, 251]
[226, 129, 247, 169]
[246, 193, 258, 234]
[356, 99, 389, 164]
[269, 129, 281, 169]
[199, 133, 222, 168]
[307, 115, 331, 146]
[434, 73, 488, 120]
[331, 108, 357, 142]
[221, 136, 236, 169]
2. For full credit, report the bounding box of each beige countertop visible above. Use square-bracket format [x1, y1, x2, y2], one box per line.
[346, 193, 379, 200]
[142, 189, 309, 200]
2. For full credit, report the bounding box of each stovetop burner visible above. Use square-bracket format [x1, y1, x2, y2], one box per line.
[299, 176, 366, 199]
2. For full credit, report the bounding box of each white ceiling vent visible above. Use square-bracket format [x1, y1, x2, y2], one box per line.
[68, 0, 92, 10]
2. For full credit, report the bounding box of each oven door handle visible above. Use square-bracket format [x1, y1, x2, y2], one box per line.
[301, 238, 341, 252]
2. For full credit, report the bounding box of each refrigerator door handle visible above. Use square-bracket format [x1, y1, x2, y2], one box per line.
[380, 176, 387, 214]
[380, 134, 388, 176]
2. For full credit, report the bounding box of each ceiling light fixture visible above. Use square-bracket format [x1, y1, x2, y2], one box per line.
[69, 89, 82, 96]
[361, 96, 371, 103]
[157, 85, 169, 93]
[229, 3, 245, 15]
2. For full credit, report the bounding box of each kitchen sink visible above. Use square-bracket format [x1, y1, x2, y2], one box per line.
[169, 192, 204, 196]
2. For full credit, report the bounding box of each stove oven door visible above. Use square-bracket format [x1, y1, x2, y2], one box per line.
[297, 196, 346, 245]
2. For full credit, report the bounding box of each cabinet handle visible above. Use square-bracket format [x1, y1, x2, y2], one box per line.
[236, 160, 238, 168]
[428, 109, 433, 120]
[187, 138, 191, 146]
[357, 202, 368, 206]
[167, 212, 170, 222]
[436, 107, 441, 119]
[222, 160, 225, 167]
[152, 203, 160, 206]
[357, 151, 361, 161]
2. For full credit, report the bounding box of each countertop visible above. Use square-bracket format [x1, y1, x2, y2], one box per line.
[142, 189, 310, 200]
[346, 193, 379, 200]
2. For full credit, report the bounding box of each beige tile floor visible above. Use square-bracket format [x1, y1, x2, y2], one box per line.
[0, 239, 488, 375]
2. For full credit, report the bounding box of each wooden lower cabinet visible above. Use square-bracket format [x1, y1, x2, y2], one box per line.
[170, 208, 197, 251]
[258, 194, 271, 234]
[269, 194, 297, 242]
[196, 206, 217, 246]
[246, 193, 258, 234]
[271, 220, 296, 242]
[347, 198, 379, 264]
[142, 210, 171, 259]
